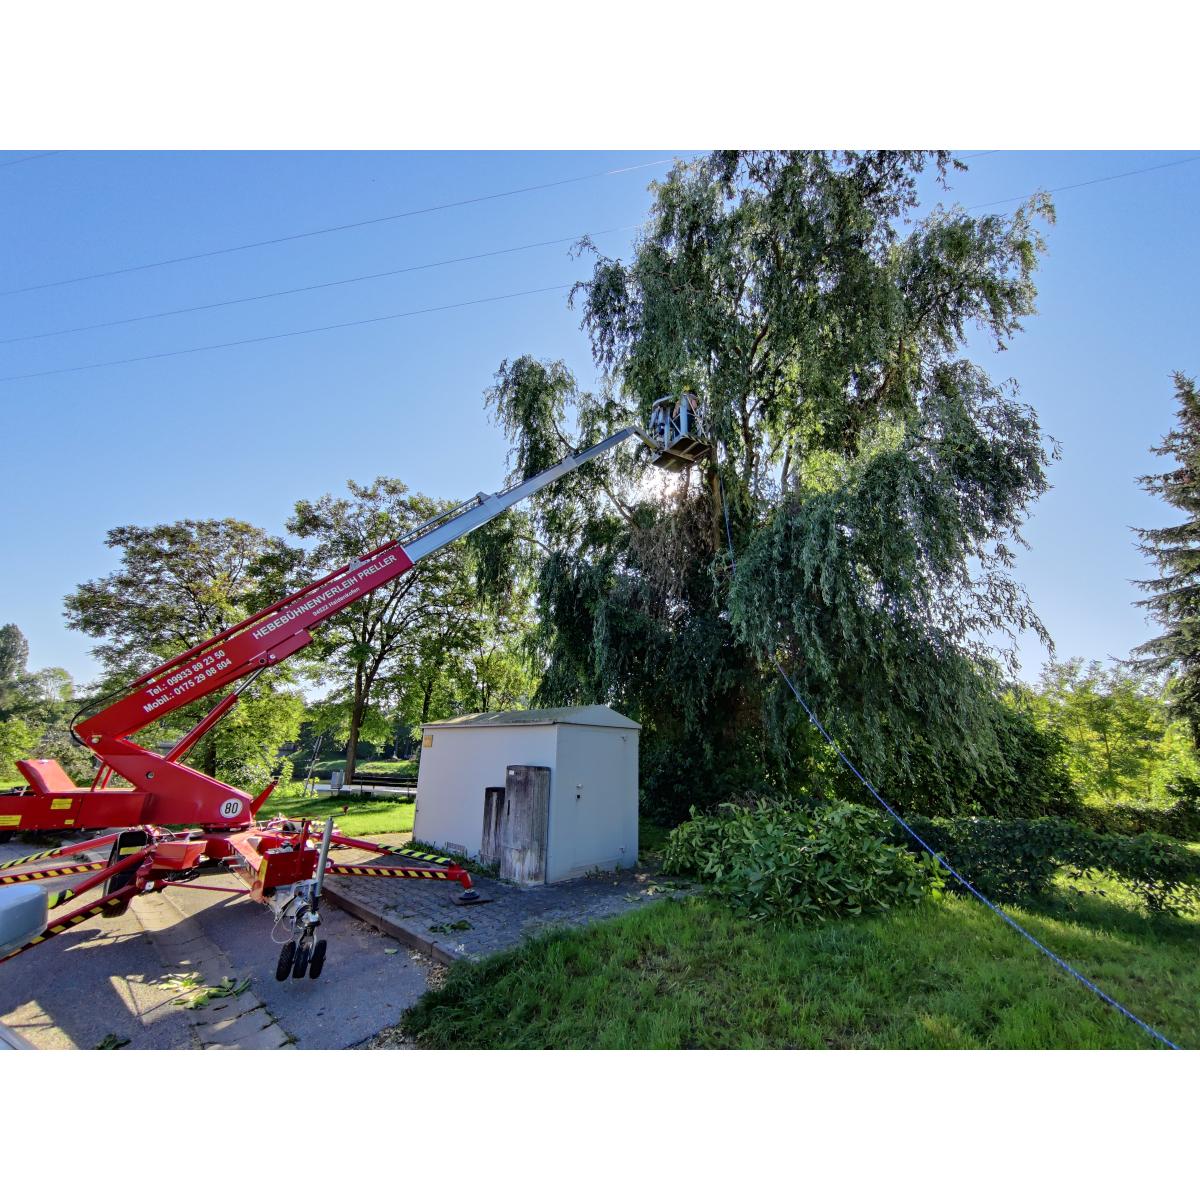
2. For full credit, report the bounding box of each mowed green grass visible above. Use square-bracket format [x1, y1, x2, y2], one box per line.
[263, 788, 415, 838]
[402, 879, 1200, 1049]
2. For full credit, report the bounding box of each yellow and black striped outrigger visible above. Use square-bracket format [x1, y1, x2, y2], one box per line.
[0, 823, 482, 972]
[0, 844, 153, 964]
[326, 864, 456, 881]
[0, 896, 128, 963]
[323, 831, 471, 887]
[0, 830, 128, 876]
[0, 861, 104, 886]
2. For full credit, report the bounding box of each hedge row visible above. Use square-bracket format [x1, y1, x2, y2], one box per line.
[902, 814, 1200, 916]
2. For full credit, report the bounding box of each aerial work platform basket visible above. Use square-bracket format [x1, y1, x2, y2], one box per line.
[648, 393, 711, 472]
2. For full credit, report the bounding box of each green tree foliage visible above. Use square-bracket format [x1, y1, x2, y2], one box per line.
[63, 520, 302, 786]
[0, 716, 34, 776]
[0, 624, 30, 689]
[1029, 658, 1196, 804]
[485, 151, 1058, 819]
[286, 478, 485, 779]
[0, 623, 94, 781]
[1131, 373, 1200, 744]
[883, 686, 1079, 818]
[213, 689, 305, 795]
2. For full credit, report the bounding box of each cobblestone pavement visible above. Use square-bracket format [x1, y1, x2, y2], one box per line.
[324, 841, 693, 963]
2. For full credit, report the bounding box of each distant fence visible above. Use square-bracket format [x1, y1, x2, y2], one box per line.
[322, 769, 419, 794]
[349, 771, 418, 788]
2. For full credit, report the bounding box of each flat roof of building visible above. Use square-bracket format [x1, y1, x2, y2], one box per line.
[423, 704, 640, 731]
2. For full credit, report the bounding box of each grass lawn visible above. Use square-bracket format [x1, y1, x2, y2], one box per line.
[402, 876, 1200, 1049]
[263, 785, 415, 838]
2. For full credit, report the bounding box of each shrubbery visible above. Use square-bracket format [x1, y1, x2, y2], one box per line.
[902, 814, 1200, 916]
[663, 802, 945, 922]
[663, 800, 1200, 922]
[1077, 776, 1200, 842]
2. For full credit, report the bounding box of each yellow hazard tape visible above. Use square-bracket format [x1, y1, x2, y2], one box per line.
[0, 846, 67, 868]
[328, 864, 450, 880]
[0, 862, 104, 885]
[384, 847, 452, 864]
[0, 897, 123, 963]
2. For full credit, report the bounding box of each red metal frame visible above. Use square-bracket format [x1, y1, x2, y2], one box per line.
[1, 540, 414, 834]
[0, 818, 477, 967]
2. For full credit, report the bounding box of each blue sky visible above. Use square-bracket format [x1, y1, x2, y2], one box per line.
[1, 150, 1197, 686]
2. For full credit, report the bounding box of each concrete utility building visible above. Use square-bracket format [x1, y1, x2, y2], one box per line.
[412, 705, 640, 884]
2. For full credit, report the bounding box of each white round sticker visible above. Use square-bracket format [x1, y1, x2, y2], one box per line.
[219, 798, 244, 820]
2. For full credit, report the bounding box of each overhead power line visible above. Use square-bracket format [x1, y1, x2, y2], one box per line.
[0, 156, 680, 298]
[5, 151, 1196, 387]
[0, 282, 574, 384]
[968, 153, 1200, 210]
[0, 150, 61, 168]
[0, 224, 638, 347]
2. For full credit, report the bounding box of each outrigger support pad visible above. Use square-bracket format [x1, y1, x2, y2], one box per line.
[453, 887, 491, 906]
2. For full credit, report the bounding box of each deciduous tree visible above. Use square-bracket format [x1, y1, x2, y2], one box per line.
[286, 478, 481, 780]
[63, 519, 302, 786]
[485, 151, 1058, 818]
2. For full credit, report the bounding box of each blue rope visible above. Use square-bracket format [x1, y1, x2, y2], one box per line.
[717, 475, 1178, 1050]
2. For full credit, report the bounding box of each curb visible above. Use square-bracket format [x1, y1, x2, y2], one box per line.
[322, 880, 463, 966]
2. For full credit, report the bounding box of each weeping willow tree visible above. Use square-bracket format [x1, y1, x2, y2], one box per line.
[483, 151, 1061, 820]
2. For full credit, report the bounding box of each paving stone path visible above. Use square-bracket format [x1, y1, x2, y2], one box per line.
[324, 842, 694, 963]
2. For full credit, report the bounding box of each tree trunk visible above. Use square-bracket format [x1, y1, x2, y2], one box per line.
[345, 672, 366, 781]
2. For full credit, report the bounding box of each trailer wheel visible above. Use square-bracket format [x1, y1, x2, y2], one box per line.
[308, 939, 327, 979]
[291, 942, 311, 979]
[275, 941, 295, 981]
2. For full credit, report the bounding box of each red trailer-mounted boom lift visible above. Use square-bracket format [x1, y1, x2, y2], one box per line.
[0, 402, 708, 979]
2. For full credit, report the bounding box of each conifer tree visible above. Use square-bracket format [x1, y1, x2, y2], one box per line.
[1132, 373, 1200, 746]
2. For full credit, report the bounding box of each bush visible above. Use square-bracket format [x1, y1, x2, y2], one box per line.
[1079, 777, 1200, 842]
[664, 801, 945, 922]
[903, 816, 1064, 902]
[902, 815, 1200, 916]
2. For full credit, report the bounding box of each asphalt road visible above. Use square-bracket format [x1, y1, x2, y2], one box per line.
[0, 836, 430, 1050]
